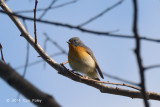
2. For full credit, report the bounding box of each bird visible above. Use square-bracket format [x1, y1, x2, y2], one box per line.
[67, 37, 104, 80]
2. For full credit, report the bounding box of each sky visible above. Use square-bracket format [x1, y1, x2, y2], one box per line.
[0, 0, 160, 107]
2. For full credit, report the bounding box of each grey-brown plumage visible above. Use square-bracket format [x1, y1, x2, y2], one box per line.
[67, 37, 104, 80]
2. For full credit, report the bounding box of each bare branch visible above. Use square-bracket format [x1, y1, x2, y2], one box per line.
[59, 65, 160, 100]
[0, 10, 160, 43]
[43, 32, 67, 54]
[34, 0, 38, 44]
[60, 61, 68, 65]
[145, 64, 160, 71]
[79, 0, 124, 27]
[22, 19, 30, 77]
[1, 0, 160, 102]
[14, 0, 78, 14]
[0, 43, 6, 63]
[43, 32, 67, 69]
[17, 19, 30, 99]
[132, 0, 149, 106]
[0, 61, 60, 107]
[43, 34, 49, 69]
[39, 0, 57, 19]
[103, 72, 138, 86]
[61, 64, 140, 90]
[102, 81, 140, 91]
[15, 52, 63, 70]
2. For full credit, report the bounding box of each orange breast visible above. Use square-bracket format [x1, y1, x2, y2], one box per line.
[68, 44, 89, 61]
[68, 43, 96, 76]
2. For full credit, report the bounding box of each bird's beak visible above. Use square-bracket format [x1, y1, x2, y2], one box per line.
[67, 41, 70, 44]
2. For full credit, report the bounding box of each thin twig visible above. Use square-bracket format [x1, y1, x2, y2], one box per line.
[14, 0, 78, 14]
[132, 0, 149, 107]
[43, 32, 67, 54]
[144, 64, 160, 71]
[22, 19, 30, 77]
[43, 35, 49, 69]
[60, 61, 68, 65]
[17, 19, 30, 99]
[42, 32, 67, 68]
[103, 72, 138, 86]
[43, 32, 67, 68]
[79, 0, 124, 27]
[42, 32, 67, 69]
[15, 31, 67, 70]
[100, 81, 141, 91]
[15, 52, 63, 69]
[39, 0, 57, 19]
[0, 43, 6, 63]
[34, 0, 38, 45]
[0, 10, 160, 43]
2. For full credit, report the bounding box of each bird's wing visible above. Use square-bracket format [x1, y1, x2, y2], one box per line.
[85, 47, 104, 79]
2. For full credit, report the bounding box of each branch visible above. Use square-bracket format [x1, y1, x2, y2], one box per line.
[0, 43, 6, 63]
[132, 0, 149, 107]
[61, 64, 140, 90]
[1, 0, 160, 101]
[0, 61, 60, 107]
[14, 0, 78, 14]
[15, 52, 64, 70]
[17, 19, 30, 99]
[79, 0, 124, 27]
[21, 19, 30, 77]
[0, 10, 160, 43]
[43, 32, 67, 54]
[38, 0, 57, 19]
[101, 81, 140, 90]
[58, 66, 160, 100]
[145, 64, 160, 71]
[103, 72, 138, 86]
[34, 0, 38, 44]
[43, 32, 67, 69]
[43, 34, 49, 69]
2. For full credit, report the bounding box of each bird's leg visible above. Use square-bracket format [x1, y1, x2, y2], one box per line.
[83, 75, 89, 79]
[71, 70, 75, 72]
[60, 61, 68, 65]
[60, 61, 82, 77]
[70, 70, 83, 77]
[60, 61, 70, 71]
[60, 61, 68, 69]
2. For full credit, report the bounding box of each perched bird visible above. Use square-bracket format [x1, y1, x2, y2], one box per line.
[67, 37, 104, 80]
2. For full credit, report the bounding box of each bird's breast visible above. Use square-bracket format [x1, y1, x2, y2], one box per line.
[68, 44, 95, 73]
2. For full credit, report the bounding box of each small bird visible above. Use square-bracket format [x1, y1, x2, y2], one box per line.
[67, 37, 104, 80]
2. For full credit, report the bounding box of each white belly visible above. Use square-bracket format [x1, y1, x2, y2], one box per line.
[69, 55, 96, 74]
